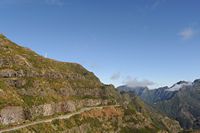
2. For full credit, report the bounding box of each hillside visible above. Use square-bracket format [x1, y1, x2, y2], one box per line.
[118, 80, 200, 130]
[0, 34, 181, 133]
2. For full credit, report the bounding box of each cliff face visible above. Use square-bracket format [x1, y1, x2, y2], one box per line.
[0, 35, 181, 133]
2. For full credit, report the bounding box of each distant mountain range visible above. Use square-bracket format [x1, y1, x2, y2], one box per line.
[118, 80, 200, 130]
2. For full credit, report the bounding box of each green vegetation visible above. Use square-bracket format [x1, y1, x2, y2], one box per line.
[120, 127, 159, 133]
[0, 80, 6, 88]
[0, 35, 182, 133]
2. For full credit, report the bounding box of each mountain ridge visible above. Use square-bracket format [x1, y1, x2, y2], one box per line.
[118, 79, 200, 130]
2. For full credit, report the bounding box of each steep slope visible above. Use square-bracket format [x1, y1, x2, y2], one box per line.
[0, 34, 119, 125]
[118, 80, 200, 130]
[0, 34, 181, 133]
[1, 93, 182, 133]
[154, 80, 200, 130]
[118, 86, 149, 96]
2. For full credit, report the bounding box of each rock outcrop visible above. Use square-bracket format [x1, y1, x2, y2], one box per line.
[0, 106, 25, 125]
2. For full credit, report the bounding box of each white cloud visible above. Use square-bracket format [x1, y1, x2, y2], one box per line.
[123, 76, 154, 88]
[110, 72, 121, 81]
[179, 27, 195, 40]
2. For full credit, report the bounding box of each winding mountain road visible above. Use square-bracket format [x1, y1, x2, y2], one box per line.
[0, 105, 120, 133]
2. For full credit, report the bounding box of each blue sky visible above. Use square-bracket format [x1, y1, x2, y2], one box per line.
[1, 0, 200, 88]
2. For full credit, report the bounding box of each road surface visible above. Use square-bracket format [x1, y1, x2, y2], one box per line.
[0, 105, 120, 133]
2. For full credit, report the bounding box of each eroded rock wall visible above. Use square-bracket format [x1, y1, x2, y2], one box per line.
[0, 99, 109, 125]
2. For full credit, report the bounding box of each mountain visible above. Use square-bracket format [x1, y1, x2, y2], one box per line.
[0, 34, 181, 133]
[118, 85, 176, 105]
[117, 85, 148, 96]
[118, 80, 200, 130]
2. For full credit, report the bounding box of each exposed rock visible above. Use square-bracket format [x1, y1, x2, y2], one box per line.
[60, 101, 76, 113]
[161, 117, 182, 133]
[30, 101, 76, 118]
[0, 106, 24, 125]
[0, 99, 109, 125]
[0, 101, 77, 125]
[0, 58, 6, 67]
[57, 87, 74, 97]
[73, 88, 104, 99]
[5, 79, 26, 88]
[82, 99, 102, 107]
[0, 69, 17, 78]
[42, 104, 55, 116]
[14, 55, 32, 67]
